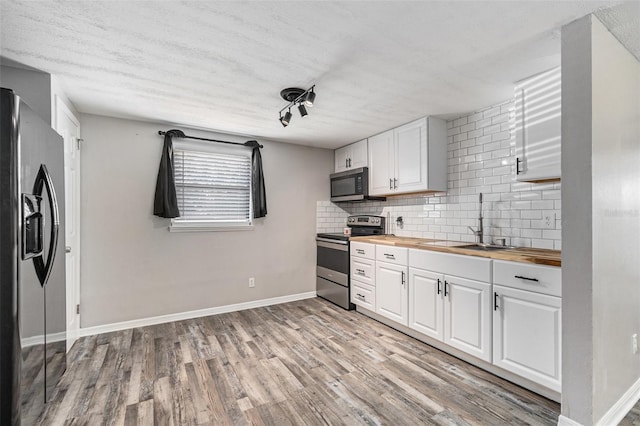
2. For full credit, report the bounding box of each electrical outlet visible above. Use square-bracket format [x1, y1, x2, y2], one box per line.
[543, 211, 556, 229]
[633, 334, 638, 354]
[249, 277, 255, 288]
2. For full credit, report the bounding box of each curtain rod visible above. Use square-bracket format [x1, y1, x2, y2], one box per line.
[158, 130, 263, 149]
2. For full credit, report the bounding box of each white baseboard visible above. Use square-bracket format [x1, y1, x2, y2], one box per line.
[596, 375, 640, 426]
[557, 415, 583, 426]
[557, 376, 640, 426]
[78, 291, 317, 338]
[21, 331, 66, 348]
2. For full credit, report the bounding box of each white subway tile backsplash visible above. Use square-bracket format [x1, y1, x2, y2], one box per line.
[316, 99, 561, 249]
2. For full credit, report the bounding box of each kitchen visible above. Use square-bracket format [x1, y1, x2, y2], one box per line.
[0, 2, 639, 426]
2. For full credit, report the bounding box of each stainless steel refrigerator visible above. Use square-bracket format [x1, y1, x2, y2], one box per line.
[0, 88, 66, 425]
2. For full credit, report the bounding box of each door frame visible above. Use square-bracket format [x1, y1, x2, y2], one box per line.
[54, 96, 81, 352]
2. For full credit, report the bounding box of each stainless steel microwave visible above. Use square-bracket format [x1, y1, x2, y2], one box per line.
[330, 167, 385, 202]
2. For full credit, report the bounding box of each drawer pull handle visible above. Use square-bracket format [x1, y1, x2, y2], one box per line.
[356, 269, 365, 275]
[437, 278, 441, 295]
[356, 249, 365, 254]
[384, 254, 395, 259]
[444, 280, 449, 297]
[401, 271, 405, 286]
[356, 293, 366, 300]
[494, 292, 499, 311]
[514, 275, 539, 282]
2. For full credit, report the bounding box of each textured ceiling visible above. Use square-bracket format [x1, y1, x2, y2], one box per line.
[0, 1, 631, 148]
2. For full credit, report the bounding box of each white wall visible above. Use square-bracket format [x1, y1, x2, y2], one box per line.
[319, 100, 562, 250]
[591, 14, 640, 422]
[79, 114, 332, 327]
[562, 14, 640, 425]
[0, 63, 52, 124]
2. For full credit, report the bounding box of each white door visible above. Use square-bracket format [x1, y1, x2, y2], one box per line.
[514, 67, 561, 181]
[395, 118, 427, 194]
[375, 261, 408, 325]
[493, 285, 562, 391]
[350, 139, 368, 169]
[367, 130, 394, 195]
[334, 145, 349, 173]
[443, 275, 491, 362]
[408, 268, 444, 341]
[55, 97, 81, 352]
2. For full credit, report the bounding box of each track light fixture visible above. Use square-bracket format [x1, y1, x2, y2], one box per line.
[278, 85, 316, 127]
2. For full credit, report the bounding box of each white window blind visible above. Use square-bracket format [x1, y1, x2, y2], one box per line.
[172, 144, 252, 227]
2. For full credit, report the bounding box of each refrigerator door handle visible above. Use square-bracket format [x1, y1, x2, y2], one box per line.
[32, 164, 59, 287]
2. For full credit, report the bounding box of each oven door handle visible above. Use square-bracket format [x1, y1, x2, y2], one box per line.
[316, 237, 348, 245]
[316, 240, 349, 252]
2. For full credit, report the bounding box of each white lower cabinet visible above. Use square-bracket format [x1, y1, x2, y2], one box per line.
[492, 260, 562, 392]
[408, 268, 443, 340]
[350, 243, 376, 310]
[350, 245, 562, 395]
[443, 276, 492, 362]
[375, 261, 408, 326]
[409, 268, 491, 362]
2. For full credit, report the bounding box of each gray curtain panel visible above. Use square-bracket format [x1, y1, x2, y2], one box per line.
[153, 129, 184, 218]
[245, 140, 267, 218]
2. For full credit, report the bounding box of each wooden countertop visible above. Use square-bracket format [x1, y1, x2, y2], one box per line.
[350, 235, 561, 267]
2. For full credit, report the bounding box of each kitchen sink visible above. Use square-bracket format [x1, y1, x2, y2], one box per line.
[461, 244, 510, 251]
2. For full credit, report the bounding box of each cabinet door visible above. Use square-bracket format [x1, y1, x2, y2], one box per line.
[443, 275, 491, 362]
[395, 118, 428, 194]
[334, 145, 350, 173]
[515, 67, 561, 182]
[350, 139, 368, 169]
[375, 261, 408, 326]
[409, 268, 443, 341]
[368, 130, 394, 195]
[493, 285, 561, 392]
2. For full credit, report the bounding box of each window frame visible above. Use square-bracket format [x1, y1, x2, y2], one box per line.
[169, 139, 253, 232]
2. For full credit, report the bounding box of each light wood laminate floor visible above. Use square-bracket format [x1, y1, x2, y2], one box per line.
[28, 297, 633, 425]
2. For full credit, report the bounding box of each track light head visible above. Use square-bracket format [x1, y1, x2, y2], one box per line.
[298, 103, 308, 118]
[280, 110, 292, 127]
[303, 89, 316, 107]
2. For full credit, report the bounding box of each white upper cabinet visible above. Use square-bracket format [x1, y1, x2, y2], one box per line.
[514, 67, 561, 182]
[367, 130, 395, 194]
[368, 117, 447, 196]
[334, 139, 368, 173]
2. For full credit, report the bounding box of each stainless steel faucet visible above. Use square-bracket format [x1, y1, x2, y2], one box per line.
[468, 193, 484, 244]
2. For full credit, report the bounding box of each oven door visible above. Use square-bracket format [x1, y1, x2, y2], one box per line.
[316, 238, 348, 285]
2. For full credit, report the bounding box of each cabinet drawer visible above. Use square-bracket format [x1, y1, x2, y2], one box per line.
[409, 249, 491, 282]
[376, 245, 408, 265]
[352, 281, 375, 311]
[351, 256, 375, 285]
[351, 242, 375, 260]
[493, 260, 561, 297]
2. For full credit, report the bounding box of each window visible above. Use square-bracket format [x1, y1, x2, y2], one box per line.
[170, 140, 252, 231]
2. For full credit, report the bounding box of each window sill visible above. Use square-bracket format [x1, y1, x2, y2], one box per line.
[169, 221, 254, 233]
